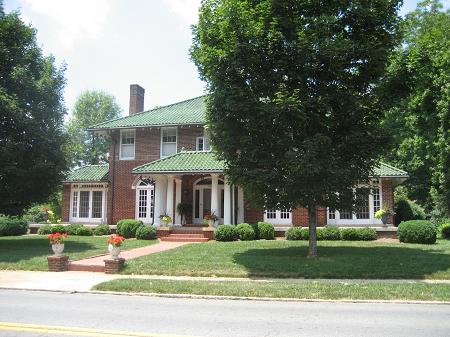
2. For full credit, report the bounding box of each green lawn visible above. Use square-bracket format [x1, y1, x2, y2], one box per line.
[0, 235, 157, 271]
[93, 278, 450, 301]
[122, 239, 450, 279]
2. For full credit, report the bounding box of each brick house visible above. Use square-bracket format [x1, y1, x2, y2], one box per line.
[62, 84, 408, 230]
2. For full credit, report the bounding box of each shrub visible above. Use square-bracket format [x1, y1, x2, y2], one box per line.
[214, 224, 238, 241]
[65, 224, 82, 235]
[321, 226, 341, 240]
[51, 224, 66, 234]
[285, 227, 303, 240]
[249, 223, 259, 239]
[316, 228, 325, 240]
[236, 223, 256, 241]
[440, 223, 450, 239]
[136, 225, 157, 240]
[359, 228, 378, 241]
[93, 224, 111, 236]
[116, 219, 144, 238]
[0, 216, 28, 236]
[257, 222, 275, 240]
[76, 226, 93, 236]
[398, 220, 436, 244]
[301, 228, 309, 240]
[37, 224, 52, 235]
[340, 228, 360, 241]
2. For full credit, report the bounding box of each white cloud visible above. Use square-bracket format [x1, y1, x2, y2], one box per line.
[164, 0, 201, 25]
[20, 0, 110, 50]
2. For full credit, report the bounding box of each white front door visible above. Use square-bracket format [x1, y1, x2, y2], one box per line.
[193, 187, 212, 224]
[136, 186, 155, 224]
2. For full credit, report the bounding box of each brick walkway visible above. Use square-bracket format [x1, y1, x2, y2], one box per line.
[69, 241, 189, 272]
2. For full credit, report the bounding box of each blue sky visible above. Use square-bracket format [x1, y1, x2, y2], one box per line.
[4, 0, 447, 117]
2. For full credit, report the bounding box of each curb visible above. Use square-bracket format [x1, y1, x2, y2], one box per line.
[2, 287, 450, 305]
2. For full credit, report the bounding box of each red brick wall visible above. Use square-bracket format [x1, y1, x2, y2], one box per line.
[61, 184, 71, 222]
[178, 126, 203, 151]
[381, 179, 394, 224]
[244, 206, 264, 223]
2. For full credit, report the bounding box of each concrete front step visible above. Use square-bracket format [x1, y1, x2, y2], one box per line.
[161, 237, 209, 242]
[169, 233, 206, 238]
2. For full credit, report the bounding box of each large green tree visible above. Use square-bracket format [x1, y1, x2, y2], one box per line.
[383, 0, 449, 218]
[191, 0, 402, 256]
[0, 3, 67, 215]
[65, 90, 121, 168]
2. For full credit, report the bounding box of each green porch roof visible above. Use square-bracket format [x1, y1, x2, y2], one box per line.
[133, 151, 224, 174]
[64, 164, 109, 182]
[89, 96, 206, 130]
[373, 162, 408, 178]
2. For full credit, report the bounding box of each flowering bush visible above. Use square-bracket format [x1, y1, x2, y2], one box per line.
[48, 232, 67, 244]
[375, 207, 394, 219]
[108, 234, 125, 247]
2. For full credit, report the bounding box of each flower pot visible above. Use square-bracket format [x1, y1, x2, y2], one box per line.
[108, 244, 121, 259]
[51, 243, 64, 256]
[161, 219, 169, 226]
[381, 214, 388, 226]
[208, 219, 215, 228]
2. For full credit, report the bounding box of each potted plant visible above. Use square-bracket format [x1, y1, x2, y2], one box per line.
[176, 202, 192, 225]
[375, 207, 394, 226]
[159, 213, 172, 226]
[204, 212, 219, 228]
[48, 232, 67, 256]
[107, 234, 125, 259]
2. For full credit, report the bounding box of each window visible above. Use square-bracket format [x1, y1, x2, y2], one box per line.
[161, 128, 177, 157]
[264, 209, 291, 224]
[135, 181, 155, 223]
[339, 210, 352, 219]
[196, 132, 211, 151]
[266, 210, 276, 219]
[373, 188, 381, 215]
[328, 209, 336, 219]
[120, 130, 135, 160]
[79, 191, 90, 218]
[138, 189, 147, 218]
[92, 191, 103, 218]
[70, 189, 104, 222]
[72, 191, 78, 218]
[356, 190, 370, 219]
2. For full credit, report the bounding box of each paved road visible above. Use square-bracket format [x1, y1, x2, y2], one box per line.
[0, 289, 449, 337]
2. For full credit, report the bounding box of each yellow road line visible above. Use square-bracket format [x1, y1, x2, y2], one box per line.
[0, 322, 201, 337]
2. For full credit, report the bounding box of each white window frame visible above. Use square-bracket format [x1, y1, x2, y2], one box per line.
[264, 209, 292, 225]
[135, 181, 155, 224]
[160, 127, 177, 158]
[327, 182, 383, 226]
[196, 131, 211, 151]
[119, 129, 135, 160]
[69, 184, 107, 223]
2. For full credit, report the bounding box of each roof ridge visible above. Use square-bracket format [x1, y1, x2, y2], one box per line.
[379, 161, 408, 174]
[72, 163, 109, 171]
[89, 95, 206, 129]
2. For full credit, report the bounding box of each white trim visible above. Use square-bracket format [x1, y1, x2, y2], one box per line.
[160, 127, 178, 158]
[69, 184, 107, 223]
[135, 180, 155, 224]
[192, 176, 225, 224]
[264, 209, 292, 225]
[119, 129, 135, 160]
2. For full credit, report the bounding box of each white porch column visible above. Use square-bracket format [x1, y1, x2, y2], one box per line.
[166, 175, 174, 224]
[211, 174, 219, 218]
[175, 178, 182, 225]
[224, 176, 232, 224]
[237, 187, 244, 224]
[154, 175, 167, 227]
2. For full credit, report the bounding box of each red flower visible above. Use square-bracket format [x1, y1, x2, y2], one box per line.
[108, 234, 125, 247]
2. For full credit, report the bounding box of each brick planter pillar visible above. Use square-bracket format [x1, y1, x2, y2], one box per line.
[104, 258, 125, 274]
[47, 255, 69, 272]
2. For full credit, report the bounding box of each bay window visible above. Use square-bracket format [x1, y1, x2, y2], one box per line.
[70, 185, 107, 223]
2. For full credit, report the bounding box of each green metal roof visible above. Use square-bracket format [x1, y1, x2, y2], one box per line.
[64, 164, 109, 182]
[89, 96, 206, 130]
[133, 151, 224, 174]
[373, 163, 408, 177]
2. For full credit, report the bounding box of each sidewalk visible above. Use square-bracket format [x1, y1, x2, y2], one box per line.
[1, 270, 449, 293]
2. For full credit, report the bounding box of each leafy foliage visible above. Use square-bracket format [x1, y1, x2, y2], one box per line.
[235, 223, 256, 241]
[383, 0, 450, 217]
[75, 226, 93, 236]
[398, 220, 437, 244]
[0, 216, 28, 236]
[51, 225, 66, 234]
[65, 90, 121, 168]
[37, 225, 52, 235]
[135, 225, 157, 240]
[214, 224, 238, 241]
[191, 0, 402, 256]
[0, 6, 67, 215]
[320, 226, 341, 241]
[93, 224, 111, 236]
[116, 219, 144, 239]
[257, 222, 275, 240]
[440, 223, 450, 239]
[65, 224, 82, 235]
[285, 227, 303, 240]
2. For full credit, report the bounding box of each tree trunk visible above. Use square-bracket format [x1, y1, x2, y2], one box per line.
[307, 206, 318, 258]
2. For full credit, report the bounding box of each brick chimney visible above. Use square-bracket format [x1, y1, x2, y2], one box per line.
[129, 84, 145, 115]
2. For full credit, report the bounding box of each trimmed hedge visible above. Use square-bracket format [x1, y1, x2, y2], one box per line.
[94, 224, 111, 236]
[285, 227, 303, 240]
[340, 228, 360, 241]
[65, 224, 82, 235]
[76, 226, 93, 236]
[301, 228, 309, 240]
[136, 225, 157, 240]
[117, 219, 143, 238]
[441, 223, 450, 239]
[51, 225, 66, 234]
[257, 222, 275, 240]
[37, 224, 52, 235]
[249, 223, 259, 239]
[236, 223, 256, 241]
[321, 226, 341, 240]
[0, 216, 28, 236]
[398, 220, 436, 244]
[214, 225, 238, 242]
[358, 228, 378, 241]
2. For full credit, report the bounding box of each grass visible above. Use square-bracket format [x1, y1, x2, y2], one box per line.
[122, 239, 450, 279]
[93, 278, 450, 301]
[0, 235, 157, 271]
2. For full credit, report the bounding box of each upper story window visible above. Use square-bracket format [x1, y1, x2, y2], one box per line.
[161, 127, 177, 157]
[120, 129, 135, 160]
[196, 131, 211, 151]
